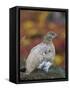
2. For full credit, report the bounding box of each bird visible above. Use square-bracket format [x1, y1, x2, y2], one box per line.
[22, 32, 58, 75]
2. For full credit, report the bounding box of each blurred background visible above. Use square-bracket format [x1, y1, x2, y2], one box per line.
[20, 10, 66, 79]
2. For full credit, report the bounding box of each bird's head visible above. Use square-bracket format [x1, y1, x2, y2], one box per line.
[43, 32, 58, 43]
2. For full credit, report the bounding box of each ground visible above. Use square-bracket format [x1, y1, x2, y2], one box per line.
[20, 64, 65, 80]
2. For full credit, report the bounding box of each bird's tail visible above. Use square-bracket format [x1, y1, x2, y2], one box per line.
[20, 67, 30, 75]
[20, 67, 26, 72]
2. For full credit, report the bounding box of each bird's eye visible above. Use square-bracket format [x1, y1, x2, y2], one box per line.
[51, 33, 54, 35]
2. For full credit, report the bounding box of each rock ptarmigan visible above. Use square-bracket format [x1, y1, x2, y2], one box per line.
[25, 32, 58, 75]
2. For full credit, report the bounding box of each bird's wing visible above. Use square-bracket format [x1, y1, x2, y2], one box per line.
[29, 42, 55, 62]
[30, 43, 43, 53]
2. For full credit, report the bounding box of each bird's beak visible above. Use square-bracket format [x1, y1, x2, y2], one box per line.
[56, 34, 58, 38]
[52, 34, 58, 40]
[55, 33, 58, 38]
